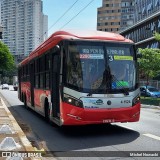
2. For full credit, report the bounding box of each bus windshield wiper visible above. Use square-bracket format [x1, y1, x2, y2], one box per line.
[87, 89, 102, 96]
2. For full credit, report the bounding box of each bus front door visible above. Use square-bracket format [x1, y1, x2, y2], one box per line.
[51, 54, 60, 118]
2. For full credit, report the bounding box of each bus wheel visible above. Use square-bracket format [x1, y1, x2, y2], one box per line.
[21, 93, 24, 102]
[44, 99, 58, 127]
[45, 100, 51, 122]
[24, 95, 28, 109]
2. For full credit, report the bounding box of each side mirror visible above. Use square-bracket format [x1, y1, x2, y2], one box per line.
[53, 45, 60, 54]
[137, 52, 142, 58]
[136, 49, 142, 58]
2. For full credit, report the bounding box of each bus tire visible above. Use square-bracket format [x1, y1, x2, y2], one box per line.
[45, 99, 50, 122]
[21, 93, 24, 102]
[24, 94, 28, 109]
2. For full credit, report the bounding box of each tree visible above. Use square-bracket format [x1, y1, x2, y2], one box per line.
[154, 31, 160, 41]
[0, 41, 14, 71]
[138, 48, 160, 83]
[0, 41, 15, 84]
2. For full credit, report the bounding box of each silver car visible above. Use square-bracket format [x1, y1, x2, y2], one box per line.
[2, 84, 9, 90]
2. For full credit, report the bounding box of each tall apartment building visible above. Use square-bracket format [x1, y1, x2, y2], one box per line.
[0, 1, 2, 39]
[120, 0, 160, 49]
[1, 0, 48, 63]
[121, 0, 134, 30]
[0, 0, 1, 25]
[97, 0, 134, 32]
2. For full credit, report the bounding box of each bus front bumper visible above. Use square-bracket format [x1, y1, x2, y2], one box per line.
[61, 103, 141, 126]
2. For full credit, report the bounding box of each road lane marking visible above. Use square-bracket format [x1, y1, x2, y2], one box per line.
[143, 133, 160, 141]
[116, 124, 134, 130]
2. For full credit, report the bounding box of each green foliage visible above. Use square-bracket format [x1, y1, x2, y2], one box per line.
[2, 65, 17, 76]
[154, 32, 160, 41]
[0, 41, 14, 71]
[138, 48, 160, 80]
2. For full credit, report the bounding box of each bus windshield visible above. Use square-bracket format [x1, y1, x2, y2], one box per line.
[66, 41, 137, 93]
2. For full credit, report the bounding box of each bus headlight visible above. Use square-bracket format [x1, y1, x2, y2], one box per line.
[63, 94, 83, 108]
[132, 95, 140, 106]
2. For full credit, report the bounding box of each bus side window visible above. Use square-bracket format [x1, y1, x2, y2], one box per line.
[35, 59, 40, 88]
[35, 75, 39, 88]
[45, 53, 50, 89]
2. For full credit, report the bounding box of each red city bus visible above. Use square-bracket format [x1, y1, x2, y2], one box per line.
[18, 30, 141, 126]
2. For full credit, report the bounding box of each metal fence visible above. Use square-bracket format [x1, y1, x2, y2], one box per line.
[139, 80, 160, 89]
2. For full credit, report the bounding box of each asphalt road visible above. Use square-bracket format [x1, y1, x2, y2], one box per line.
[0, 86, 160, 160]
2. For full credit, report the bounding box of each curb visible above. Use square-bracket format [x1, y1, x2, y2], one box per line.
[141, 104, 160, 109]
[0, 97, 42, 160]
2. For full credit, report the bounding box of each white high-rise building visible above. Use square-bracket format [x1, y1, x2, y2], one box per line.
[0, 0, 1, 25]
[1, 0, 48, 63]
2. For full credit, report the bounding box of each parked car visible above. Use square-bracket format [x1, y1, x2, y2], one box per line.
[13, 82, 18, 91]
[140, 86, 160, 97]
[13, 76, 18, 91]
[2, 84, 9, 90]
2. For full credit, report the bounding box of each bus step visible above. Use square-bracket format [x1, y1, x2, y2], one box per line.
[52, 117, 60, 126]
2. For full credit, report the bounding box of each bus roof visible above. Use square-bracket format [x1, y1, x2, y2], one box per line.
[19, 30, 133, 66]
[51, 30, 132, 42]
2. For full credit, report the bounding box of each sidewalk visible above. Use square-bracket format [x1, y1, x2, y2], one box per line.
[0, 97, 42, 160]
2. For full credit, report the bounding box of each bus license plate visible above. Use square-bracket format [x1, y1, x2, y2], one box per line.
[103, 119, 115, 123]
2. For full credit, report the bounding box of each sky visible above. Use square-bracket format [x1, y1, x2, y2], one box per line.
[43, 0, 102, 36]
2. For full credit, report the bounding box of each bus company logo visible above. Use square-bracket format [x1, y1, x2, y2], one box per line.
[2, 152, 11, 157]
[93, 99, 104, 105]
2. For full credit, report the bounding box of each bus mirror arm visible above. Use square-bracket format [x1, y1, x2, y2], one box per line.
[136, 52, 142, 58]
[53, 45, 60, 54]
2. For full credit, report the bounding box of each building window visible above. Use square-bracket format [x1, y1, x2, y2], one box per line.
[158, 20, 160, 28]
[155, 0, 160, 6]
[147, 3, 152, 11]
[151, 22, 155, 31]
[142, 7, 146, 15]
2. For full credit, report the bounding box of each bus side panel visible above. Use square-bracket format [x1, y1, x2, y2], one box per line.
[61, 102, 140, 125]
[34, 89, 51, 111]
[21, 81, 31, 104]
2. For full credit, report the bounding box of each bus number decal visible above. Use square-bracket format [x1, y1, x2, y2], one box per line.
[80, 54, 89, 59]
[108, 55, 113, 61]
[80, 54, 104, 59]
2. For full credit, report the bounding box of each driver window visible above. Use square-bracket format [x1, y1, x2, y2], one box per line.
[67, 46, 83, 88]
[83, 59, 104, 89]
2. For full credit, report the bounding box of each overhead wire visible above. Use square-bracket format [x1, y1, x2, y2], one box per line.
[59, 0, 95, 30]
[21, 0, 97, 61]
[40, 0, 80, 40]
[40, 0, 95, 42]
